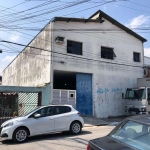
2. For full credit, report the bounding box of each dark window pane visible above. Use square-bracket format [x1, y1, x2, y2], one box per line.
[67, 40, 82, 55]
[134, 52, 140, 62]
[65, 106, 71, 112]
[35, 107, 48, 117]
[101, 47, 114, 59]
[54, 106, 71, 115]
[33, 107, 53, 117]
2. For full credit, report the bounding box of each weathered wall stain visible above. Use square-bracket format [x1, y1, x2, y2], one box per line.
[95, 87, 124, 118]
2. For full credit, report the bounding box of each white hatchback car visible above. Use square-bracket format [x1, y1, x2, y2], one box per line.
[0, 105, 84, 143]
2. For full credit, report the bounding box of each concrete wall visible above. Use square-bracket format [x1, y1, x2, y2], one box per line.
[0, 84, 50, 106]
[52, 19, 144, 118]
[2, 24, 52, 87]
[144, 56, 150, 66]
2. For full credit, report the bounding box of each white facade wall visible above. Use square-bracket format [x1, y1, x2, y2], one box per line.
[2, 16, 145, 118]
[52, 19, 144, 118]
[2, 24, 52, 86]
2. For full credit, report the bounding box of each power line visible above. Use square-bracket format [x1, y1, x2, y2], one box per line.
[127, 1, 150, 9]
[113, 3, 150, 14]
[0, 40, 144, 68]
[0, 25, 145, 64]
[0, 0, 91, 24]
[0, 19, 147, 66]
[0, 0, 123, 25]
[0, 1, 28, 12]
[0, 0, 148, 62]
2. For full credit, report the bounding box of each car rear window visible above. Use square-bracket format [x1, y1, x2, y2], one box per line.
[54, 106, 71, 115]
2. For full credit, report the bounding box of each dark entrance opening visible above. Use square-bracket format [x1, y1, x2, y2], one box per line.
[53, 70, 76, 90]
[53, 71, 93, 116]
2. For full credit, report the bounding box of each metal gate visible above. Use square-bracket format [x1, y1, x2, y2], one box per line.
[76, 73, 93, 116]
[0, 92, 41, 126]
[52, 89, 76, 108]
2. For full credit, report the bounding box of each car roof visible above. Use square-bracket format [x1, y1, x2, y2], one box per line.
[127, 115, 150, 125]
[41, 105, 74, 108]
[40, 104, 72, 107]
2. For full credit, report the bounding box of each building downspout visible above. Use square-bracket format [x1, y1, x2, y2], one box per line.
[50, 22, 54, 104]
[142, 42, 145, 79]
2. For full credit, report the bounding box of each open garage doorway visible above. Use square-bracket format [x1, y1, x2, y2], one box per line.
[54, 71, 76, 90]
[53, 71, 93, 116]
[53, 71, 76, 108]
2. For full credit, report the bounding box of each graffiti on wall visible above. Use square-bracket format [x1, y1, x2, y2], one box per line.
[97, 88, 122, 94]
[95, 87, 124, 118]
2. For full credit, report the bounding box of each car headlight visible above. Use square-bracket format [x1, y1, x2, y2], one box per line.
[3, 122, 14, 128]
[141, 108, 146, 112]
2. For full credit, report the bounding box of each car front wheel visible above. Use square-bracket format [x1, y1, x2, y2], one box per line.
[70, 121, 81, 135]
[13, 127, 29, 143]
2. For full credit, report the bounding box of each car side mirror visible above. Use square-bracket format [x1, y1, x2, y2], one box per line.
[34, 114, 41, 118]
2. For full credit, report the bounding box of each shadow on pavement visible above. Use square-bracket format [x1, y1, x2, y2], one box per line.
[1, 130, 92, 145]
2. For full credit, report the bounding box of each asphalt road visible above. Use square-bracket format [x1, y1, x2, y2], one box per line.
[0, 126, 115, 150]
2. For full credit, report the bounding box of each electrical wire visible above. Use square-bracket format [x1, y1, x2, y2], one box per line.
[0, 0, 148, 65]
[0, 40, 144, 68]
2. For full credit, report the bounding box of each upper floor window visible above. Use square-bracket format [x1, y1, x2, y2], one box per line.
[133, 52, 140, 62]
[101, 47, 116, 60]
[67, 40, 82, 55]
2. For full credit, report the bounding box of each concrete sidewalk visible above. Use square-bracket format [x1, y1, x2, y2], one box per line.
[83, 117, 108, 127]
[83, 115, 128, 127]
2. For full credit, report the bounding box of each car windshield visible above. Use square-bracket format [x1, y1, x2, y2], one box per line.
[22, 107, 41, 116]
[125, 88, 146, 99]
[109, 120, 150, 150]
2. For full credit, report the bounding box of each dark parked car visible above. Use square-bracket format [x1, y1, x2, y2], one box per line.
[87, 115, 150, 150]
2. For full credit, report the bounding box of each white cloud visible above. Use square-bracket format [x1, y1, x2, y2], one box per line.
[144, 48, 150, 57]
[9, 34, 20, 42]
[2, 55, 16, 63]
[127, 15, 150, 28]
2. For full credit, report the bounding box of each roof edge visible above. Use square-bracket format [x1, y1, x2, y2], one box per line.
[89, 10, 147, 43]
[2, 19, 54, 73]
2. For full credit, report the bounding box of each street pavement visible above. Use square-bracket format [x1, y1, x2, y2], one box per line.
[0, 126, 115, 150]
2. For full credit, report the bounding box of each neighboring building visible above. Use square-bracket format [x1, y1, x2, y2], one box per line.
[0, 76, 2, 85]
[144, 56, 150, 78]
[2, 10, 147, 118]
[144, 56, 150, 67]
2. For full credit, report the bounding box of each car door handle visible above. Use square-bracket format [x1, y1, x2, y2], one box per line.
[65, 115, 69, 117]
[50, 117, 54, 120]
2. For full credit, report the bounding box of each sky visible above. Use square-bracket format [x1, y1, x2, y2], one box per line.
[0, 0, 150, 75]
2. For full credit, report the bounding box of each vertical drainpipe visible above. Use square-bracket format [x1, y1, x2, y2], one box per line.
[142, 42, 144, 77]
[50, 21, 54, 104]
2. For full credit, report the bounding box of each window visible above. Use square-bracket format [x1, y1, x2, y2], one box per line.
[125, 89, 146, 99]
[67, 40, 82, 55]
[133, 52, 140, 62]
[29, 106, 53, 118]
[110, 120, 150, 150]
[54, 106, 71, 115]
[147, 88, 150, 105]
[101, 47, 116, 60]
